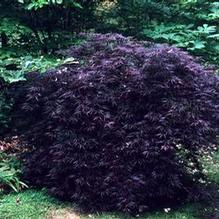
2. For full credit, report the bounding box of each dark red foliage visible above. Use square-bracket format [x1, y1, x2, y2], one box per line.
[15, 34, 219, 213]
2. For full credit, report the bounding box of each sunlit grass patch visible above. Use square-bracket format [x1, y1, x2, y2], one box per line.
[0, 189, 65, 219]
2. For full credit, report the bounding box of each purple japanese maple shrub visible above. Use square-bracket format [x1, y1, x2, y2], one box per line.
[15, 34, 219, 213]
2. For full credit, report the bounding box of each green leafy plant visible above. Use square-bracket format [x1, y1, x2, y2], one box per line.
[0, 18, 32, 48]
[0, 0, 99, 53]
[21, 0, 83, 10]
[98, 0, 172, 35]
[100, 1, 219, 64]
[0, 152, 28, 193]
[142, 21, 219, 63]
[0, 50, 63, 83]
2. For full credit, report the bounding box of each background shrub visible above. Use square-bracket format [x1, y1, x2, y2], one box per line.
[14, 34, 219, 213]
[97, 1, 219, 64]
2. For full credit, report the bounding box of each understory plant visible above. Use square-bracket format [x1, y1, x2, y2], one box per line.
[0, 152, 27, 193]
[98, 1, 219, 64]
[142, 22, 219, 64]
[0, 50, 63, 83]
[13, 34, 219, 213]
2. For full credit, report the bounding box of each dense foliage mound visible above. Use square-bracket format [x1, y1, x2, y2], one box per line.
[14, 34, 219, 213]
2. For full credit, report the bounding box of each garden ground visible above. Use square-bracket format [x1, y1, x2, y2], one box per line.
[0, 152, 218, 219]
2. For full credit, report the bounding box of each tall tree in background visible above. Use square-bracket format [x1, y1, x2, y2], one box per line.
[0, 0, 101, 52]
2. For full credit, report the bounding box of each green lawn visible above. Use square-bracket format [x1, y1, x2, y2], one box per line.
[0, 189, 67, 219]
[0, 152, 218, 219]
[0, 191, 210, 219]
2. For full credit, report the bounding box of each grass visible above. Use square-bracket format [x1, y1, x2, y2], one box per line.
[0, 194, 204, 219]
[0, 189, 66, 219]
[0, 197, 208, 219]
[0, 151, 218, 219]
